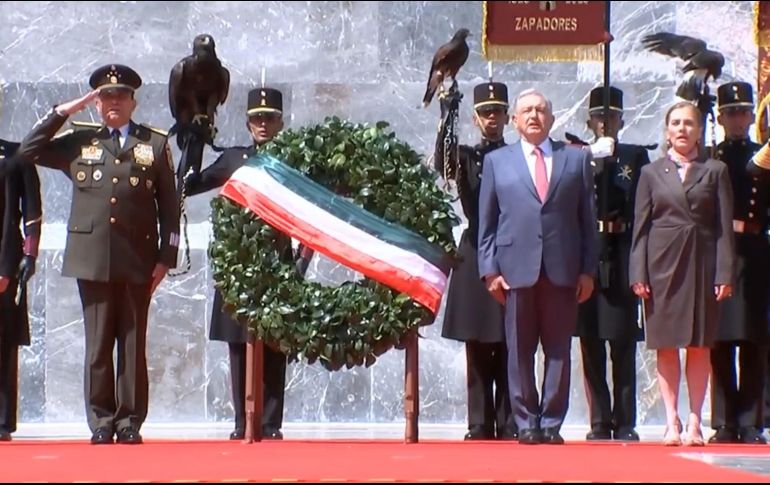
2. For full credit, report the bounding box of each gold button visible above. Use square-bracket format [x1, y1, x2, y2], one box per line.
[115, 159, 121, 165]
[753, 187, 758, 193]
[751, 200, 756, 205]
[112, 177, 118, 184]
[109, 217, 116, 224]
[750, 212, 755, 218]
[110, 197, 117, 204]
[146, 235, 150, 240]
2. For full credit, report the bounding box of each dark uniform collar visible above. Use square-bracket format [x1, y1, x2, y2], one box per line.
[723, 137, 752, 146]
[478, 137, 506, 150]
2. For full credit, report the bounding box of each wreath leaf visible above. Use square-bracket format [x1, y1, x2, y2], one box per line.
[209, 116, 459, 371]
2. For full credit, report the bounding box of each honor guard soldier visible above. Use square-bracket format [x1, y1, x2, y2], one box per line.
[436, 81, 517, 441]
[15, 64, 180, 445]
[576, 86, 649, 441]
[0, 139, 41, 441]
[709, 81, 769, 444]
[185, 87, 292, 440]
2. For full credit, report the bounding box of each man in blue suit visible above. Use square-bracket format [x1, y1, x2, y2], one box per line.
[477, 88, 599, 444]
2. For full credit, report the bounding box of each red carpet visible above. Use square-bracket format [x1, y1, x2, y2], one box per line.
[2, 439, 769, 482]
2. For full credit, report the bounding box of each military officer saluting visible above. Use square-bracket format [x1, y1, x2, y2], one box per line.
[14, 64, 180, 445]
[0, 138, 41, 441]
[709, 81, 769, 445]
[436, 81, 517, 441]
[576, 86, 649, 442]
[185, 87, 291, 440]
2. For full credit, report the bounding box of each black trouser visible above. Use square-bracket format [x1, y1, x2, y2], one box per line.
[711, 341, 767, 429]
[579, 336, 637, 431]
[229, 342, 287, 431]
[765, 351, 770, 428]
[466, 341, 514, 435]
[77, 279, 152, 433]
[0, 335, 19, 432]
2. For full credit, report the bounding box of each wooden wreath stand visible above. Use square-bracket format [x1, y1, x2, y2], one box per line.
[242, 329, 420, 443]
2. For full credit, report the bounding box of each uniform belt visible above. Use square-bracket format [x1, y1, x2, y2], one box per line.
[598, 220, 627, 233]
[733, 219, 763, 235]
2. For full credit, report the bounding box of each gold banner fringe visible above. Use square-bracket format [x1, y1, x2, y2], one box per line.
[755, 0, 770, 47]
[756, 92, 770, 144]
[484, 44, 604, 63]
[482, 1, 489, 59]
[754, 0, 760, 45]
[753, 136, 770, 169]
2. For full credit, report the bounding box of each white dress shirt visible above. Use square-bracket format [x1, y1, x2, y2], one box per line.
[519, 137, 554, 185]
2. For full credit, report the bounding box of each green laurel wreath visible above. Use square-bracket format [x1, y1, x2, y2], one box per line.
[209, 116, 459, 371]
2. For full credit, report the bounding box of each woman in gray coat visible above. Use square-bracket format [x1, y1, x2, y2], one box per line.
[630, 101, 735, 446]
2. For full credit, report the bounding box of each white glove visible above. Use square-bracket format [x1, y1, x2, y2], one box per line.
[589, 136, 615, 159]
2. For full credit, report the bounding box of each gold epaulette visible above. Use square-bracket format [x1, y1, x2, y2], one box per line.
[141, 124, 169, 137]
[752, 142, 770, 171]
[70, 121, 102, 129]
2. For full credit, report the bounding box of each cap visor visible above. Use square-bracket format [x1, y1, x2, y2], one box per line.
[247, 107, 282, 116]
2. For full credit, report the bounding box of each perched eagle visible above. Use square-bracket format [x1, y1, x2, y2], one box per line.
[168, 34, 230, 145]
[422, 28, 471, 108]
[641, 32, 724, 101]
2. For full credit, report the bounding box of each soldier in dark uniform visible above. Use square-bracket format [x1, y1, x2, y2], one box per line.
[185, 87, 291, 441]
[0, 139, 41, 441]
[576, 86, 649, 441]
[709, 81, 769, 445]
[436, 81, 517, 441]
[14, 64, 180, 445]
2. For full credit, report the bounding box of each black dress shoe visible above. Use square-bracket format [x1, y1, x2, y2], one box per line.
[497, 426, 519, 441]
[116, 428, 143, 445]
[464, 425, 494, 441]
[708, 426, 740, 444]
[229, 428, 245, 440]
[518, 428, 542, 445]
[739, 427, 768, 445]
[542, 428, 565, 445]
[613, 427, 640, 442]
[0, 429, 11, 442]
[586, 426, 612, 441]
[262, 427, 283, 440]
[90, 427, 114, 445]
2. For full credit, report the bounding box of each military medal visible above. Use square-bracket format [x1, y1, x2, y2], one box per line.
[93, 169, 103, 181]
[81, 146, 104, 161]
[130, 176, 139, 187]
[133, 144, 154, 166]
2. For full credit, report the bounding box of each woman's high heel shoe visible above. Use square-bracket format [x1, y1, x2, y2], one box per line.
[684, 416, 705, 447]
[663, 418, 682, 446]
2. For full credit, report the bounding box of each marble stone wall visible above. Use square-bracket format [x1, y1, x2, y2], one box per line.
[0, 1, 758, 428]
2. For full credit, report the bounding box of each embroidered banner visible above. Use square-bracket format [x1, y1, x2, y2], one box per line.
[755, 1, 770, 143]
[482, 0, 608, 62]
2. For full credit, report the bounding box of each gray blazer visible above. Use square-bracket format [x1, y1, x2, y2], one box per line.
[629, 155, 735, 349]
